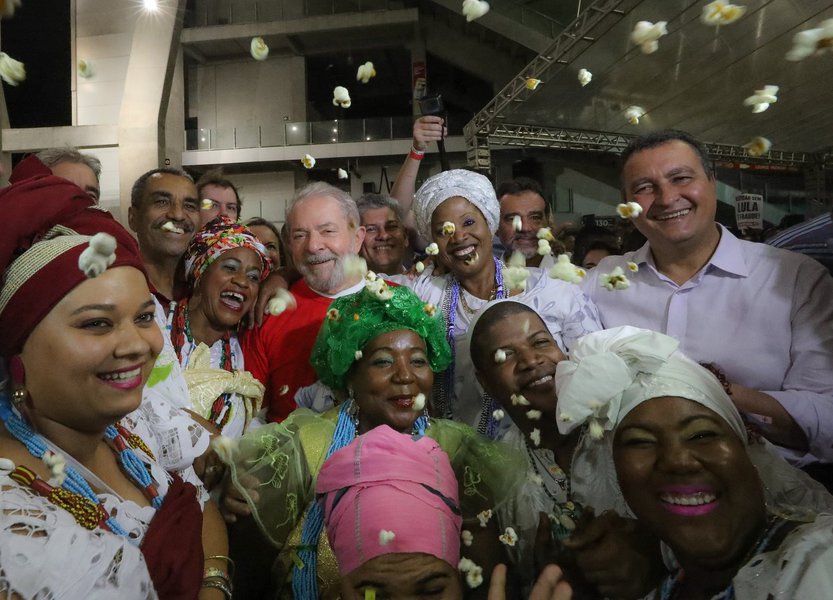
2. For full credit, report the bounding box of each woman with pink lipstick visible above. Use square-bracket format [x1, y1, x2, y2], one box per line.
[556, 326, 833, 600]
[387, 169, 601, 439]
[0, 175, 229, 599]
[219, 283, 524, 599]
[167, 216, 270, 439]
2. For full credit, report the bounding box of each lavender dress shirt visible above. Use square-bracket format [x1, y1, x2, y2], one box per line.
[581, 225, 833, 465]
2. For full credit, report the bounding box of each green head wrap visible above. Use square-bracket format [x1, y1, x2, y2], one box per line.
[311, 282, 452, 391]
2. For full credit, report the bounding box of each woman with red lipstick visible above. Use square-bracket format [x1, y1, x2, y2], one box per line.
[0, 175, 229, 599]
[219, 282, 524, 599]
[555, 326, 833, 600]
[168, 216, 270, 439]
[388, 169, 601, 439]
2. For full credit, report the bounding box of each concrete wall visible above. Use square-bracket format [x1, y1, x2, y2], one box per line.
[188, 57, 307, 135]
[233, 171, 296, 226]
[74, 0, 136, 126]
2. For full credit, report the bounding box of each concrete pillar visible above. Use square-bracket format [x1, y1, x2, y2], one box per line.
[118, 0, 186, 219]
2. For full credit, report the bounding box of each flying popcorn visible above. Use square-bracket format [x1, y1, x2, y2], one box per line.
[512, 215, 522, 232]
[78, 233, 116, 278]
[537, 238, 551, 256]
[625, 105, 646, 125]
[412, 393, 426, 412]
[161, 221, 185, 234]
[338, 168, 348, 179]
[786, 19, 833, 61]
[250, 37, 269, 61]
[526, 409, 542, 421]
[743, 136, 772, 157]
[743, 85, 778, 113]
[504, 251, 531, 292]
[423, 302, 435, 317]
[578, 68, 592, 86]
[356, 61, 376, 83]
[301, 154, 316, 169]
[425, 243, 439, 255]
[627, 262, 639, 273]
[525, 78, 542, 90]
[700, 1, 746, 26]
[494, 349, 507, 364]
[499, 527, 519, 547]
[342, 254, 368, 279]
[548, 254, 585, 284]
[442, 221, 456, 236]
[266, 289, 298, 316]
[492, 409, 505, 420]
[378, 530, 395, 545]
[599, 266, 631, 291]
[511, 393, 530, 406]
[461, 530, 474, 547]
[78, 59, 93, 79]
[617, 202, 643, 218]
[0, 52, 25, 86]
[332, 85, 352, 108]
[462, 0, 489, 22]
[630, 21, 668, 54]
[415, 261, 425, 274]
[536, 227, 554, 241]
[529, 428, 541, 446]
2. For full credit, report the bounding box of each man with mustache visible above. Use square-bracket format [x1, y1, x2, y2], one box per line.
[496, 177, 557, 268]
[581, 130, 833, 475]
[242, 182, 366, 422]
[357, 192, 409, 274]
[128, 168, 200, 303]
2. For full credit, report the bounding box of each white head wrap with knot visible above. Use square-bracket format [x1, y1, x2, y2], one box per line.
[558, 326, 833, 522]
[555, 326, 744, 440]
[413, 169, 500, 240]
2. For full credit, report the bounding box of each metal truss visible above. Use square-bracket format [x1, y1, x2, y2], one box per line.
[464, 0, 827, 172]
[463, 0, 639, 149]
[488, 123, 819, 167]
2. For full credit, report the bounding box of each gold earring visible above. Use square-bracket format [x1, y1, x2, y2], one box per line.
[11, 388, 27, 409]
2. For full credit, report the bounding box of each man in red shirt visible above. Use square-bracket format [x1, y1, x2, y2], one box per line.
[242, 182, 366, 422]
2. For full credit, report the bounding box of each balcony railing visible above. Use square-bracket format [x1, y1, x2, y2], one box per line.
[186, 0, 396, 27]
[185, 116, 416, 151]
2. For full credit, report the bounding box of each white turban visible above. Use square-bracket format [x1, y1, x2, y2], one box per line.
[413, 169, 499, 240]
[555, 326, 744, 440]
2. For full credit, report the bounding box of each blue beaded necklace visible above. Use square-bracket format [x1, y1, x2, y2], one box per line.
[0, 393, 164, 541]
[439, 256, 505, 422]
[292, 399, 428, 598]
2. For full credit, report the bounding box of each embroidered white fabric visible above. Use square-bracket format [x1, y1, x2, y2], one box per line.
[0, 478, 159, 599]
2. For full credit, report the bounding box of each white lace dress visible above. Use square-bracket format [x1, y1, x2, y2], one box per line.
[0, 376, 210, 598]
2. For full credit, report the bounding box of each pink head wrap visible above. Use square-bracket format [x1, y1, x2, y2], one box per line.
[316, 426, 462, 576]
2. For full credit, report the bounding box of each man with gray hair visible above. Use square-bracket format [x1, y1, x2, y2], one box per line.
[357, 192, 409, 274]
[36, 147, 102, 202]
[242, 181, 366, 422]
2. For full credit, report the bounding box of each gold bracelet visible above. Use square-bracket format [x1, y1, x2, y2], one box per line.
[204, 555, 236, 578]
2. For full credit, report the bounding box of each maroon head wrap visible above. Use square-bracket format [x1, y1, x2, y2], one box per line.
[0, 173, 145, 357]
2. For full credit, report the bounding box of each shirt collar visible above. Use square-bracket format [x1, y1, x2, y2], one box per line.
[637, 224, 749, 278]
[706, 225, 748, 277]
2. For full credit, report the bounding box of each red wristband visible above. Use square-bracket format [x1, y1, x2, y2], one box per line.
[409, 150, 425, 161]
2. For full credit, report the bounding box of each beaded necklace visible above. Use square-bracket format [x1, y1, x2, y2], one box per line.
[0, 394, 163, 541]
[167, 301, 235, 431]
[292, 400, 428, 599]
[437, 257, 505, 420]
[659, 515, 788, 600]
